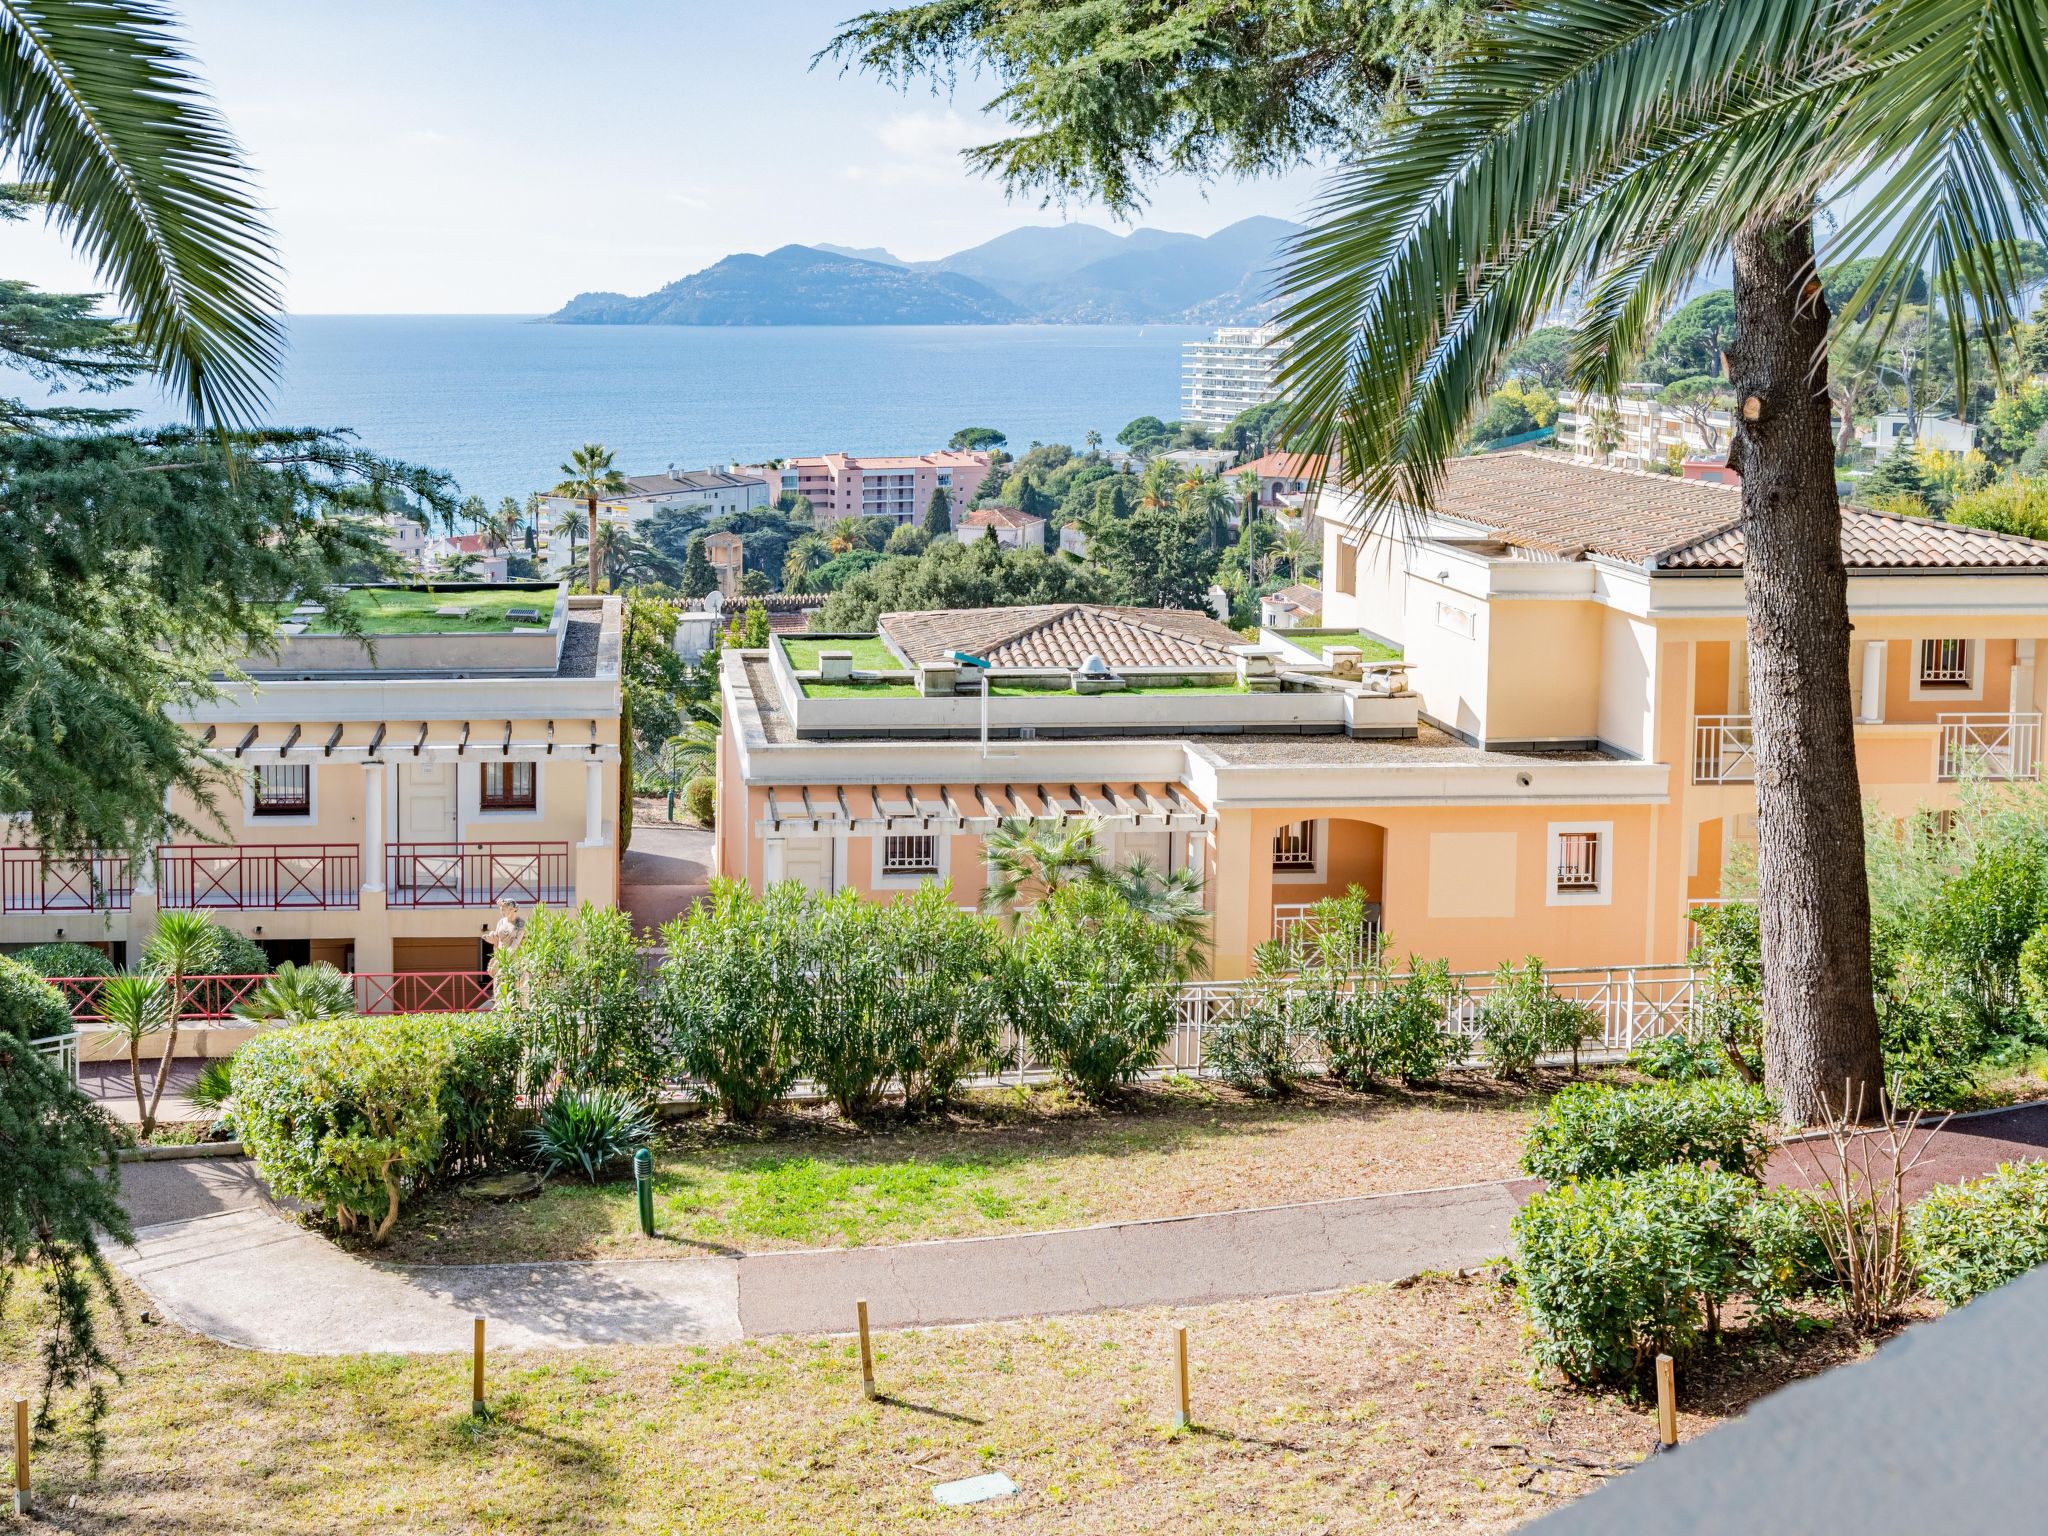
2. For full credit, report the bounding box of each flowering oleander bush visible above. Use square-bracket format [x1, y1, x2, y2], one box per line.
[499, 902, 661, 1095]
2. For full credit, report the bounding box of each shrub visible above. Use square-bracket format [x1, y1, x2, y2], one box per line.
[529, 1086, 654, 1183]
[1687, 902, 1763, 1079]
[1475, 958, 1598, 1080]
[207, 927, 273, 977]
[1908, 1160, 2048, 1307]
[1007, 882, 1179, 1102]
[794, 891, 908, 1119]
[1511, 1165, 1751, 1385]
[1879, 954, 1992, 1107]
[1738, 1186, 1840, 1314]
[884, 885, 1004, 1113]
[2020, 924, 2048, 1033]
[1520, 1079, 1778, 1183]
[684, 774, 716, 827]
[1319, 956, 1462, 1087]
[397, 1012, 523, 1178]
[230, 961, 355, 1025]
[1207, 981, 1299, 1096]
[656, 880, 804, 1121]
[1628, 1030, 1727, 1083]
[234, 1018, 447, 1244]
[11, 941, 115, 979]
[499, 902, 660, 1095]
[188, 1057, 235, 1115]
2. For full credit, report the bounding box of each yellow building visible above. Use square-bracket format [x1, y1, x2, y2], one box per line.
[717, 455, 2048, 979]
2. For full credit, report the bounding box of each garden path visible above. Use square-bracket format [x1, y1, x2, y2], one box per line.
[106, 1100, 2048, 1354]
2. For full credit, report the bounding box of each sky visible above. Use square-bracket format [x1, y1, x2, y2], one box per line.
[4, 0, 1326, 316]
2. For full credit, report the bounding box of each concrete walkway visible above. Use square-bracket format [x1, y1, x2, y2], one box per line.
[107, 1100, 2048, 1356]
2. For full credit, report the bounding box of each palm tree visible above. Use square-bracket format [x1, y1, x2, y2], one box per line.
[979, 816, 1104, 919]
[230, 961, 354, 1026]
[1277, 0, 2046, 1121]
[654, 721, 718, 819]
[0, 4, 281, 423]
[1098, 857, 1211, 979]
[823, 516, 866, 555]
[551, 501, 585, 574]
[141, 911, 219, 1130]
[1137, 458, 1177, 513]
[1275, 525, 1318, 585]
[1084, 428, 1103, 455]
[553, 443, 631, 592]
[100, 970, 169, 1131]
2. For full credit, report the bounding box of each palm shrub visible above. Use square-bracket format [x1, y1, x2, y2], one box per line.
[1520, 1080, 1778, 1184]
[98, 970, 170, 1131]
[141, 911, 224, 1132]
[655, 880, 804, 1121]
[1475, 958, 1597, 1081]
[188, 1057, 235, 1118]
[529, 1086, 654, 1184]
[230, 960, 355, 1027]
[499, 901, 660, 1095]
[1006, 881, 1180, 1102]
[1908, 1161, 2048, 1308]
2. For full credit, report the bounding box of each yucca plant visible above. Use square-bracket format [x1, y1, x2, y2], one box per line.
[230, 961, 356, 1027]
[99, 969, 170, 1132]
[140, 910, 222, 1132]
[528, 1087, 655, 1185]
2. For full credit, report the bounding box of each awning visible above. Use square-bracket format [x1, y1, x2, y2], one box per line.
[757, 780, 1212, 837]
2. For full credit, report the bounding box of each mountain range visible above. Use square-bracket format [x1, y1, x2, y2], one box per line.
[546, 217, 1298, 326]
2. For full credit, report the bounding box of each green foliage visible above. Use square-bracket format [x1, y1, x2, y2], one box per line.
[1467, 378, 1558, 445]
[10, 941, 115, 978]
[233, 1017, 447, 1244]
[923, 483, 953, 535]
[1642, 291, 1735, 384]
[623, 597, 688, 756]
[188, 1056, 235, 1116]
[498, 903, 660, 1096]
[2019, 924, 2048, 1032]
[1511, 1165, 1751, 1385]
[1908, 1161, 2048, 1307]
[1205, 975, 1301, 1096]
[230, 961, 354, 1026]
[204, 926, 273, 977]
[1006, 882, 1181, 1102]
[1474, 958, 1597, 1080]
[879, 886, 1007, 1112]
[1115, 415, 1171, 456]
[1628, 1029, 1727, 1083]
[811, 535, 1112, 631]
[529, 1086, 654, 1184]
[683, 773, 716, 827]
[1946, 474, 2048, 540]
[1686, 902, 1764, 1082]
[1319, 959, 1462, 1088]
[1862, 447, 1937, 513]
[1225, 399, 1294, 457]
[948, 426, 1006, 452]
[1980, 385, 2048, 464]
[679, 535, 716, 599]
[1088, 502, 1221, 609]
[1502, 326, 1572, 389]
[1519, 1080, 1777, 1184]
[656, 881, 806, 1122]
[1737, 1187, 1840, 1314]
[396, 1012, 524, 1179]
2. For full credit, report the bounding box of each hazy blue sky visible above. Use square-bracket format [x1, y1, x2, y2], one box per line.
[7, 1, 1325, 315]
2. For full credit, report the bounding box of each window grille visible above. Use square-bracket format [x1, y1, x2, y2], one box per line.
[252, 764, 310, 815]
[1556, 831, 1601, 891]
[1273, 821, 1317, 871]
[882, 833, 938, 874]
[1919, 638, 1971, 686]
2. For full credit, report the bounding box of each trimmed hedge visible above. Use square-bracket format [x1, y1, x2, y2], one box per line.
[1908, 1160, 2048, 1307]
[1520, 1079, 1778, 1183]
[11, 941, 115, 979]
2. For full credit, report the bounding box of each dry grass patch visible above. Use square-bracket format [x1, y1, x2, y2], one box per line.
[386, 1073, 1585, 1264]
[0, 1271, 1911, 1535]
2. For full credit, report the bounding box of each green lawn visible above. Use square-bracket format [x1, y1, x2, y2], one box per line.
[987, 681, 1247, 697]
[782, 635, 903, 671]
[800, 679, 921, 699]
[290, 586, 557, 635]
[1281, 630, 1402, 663]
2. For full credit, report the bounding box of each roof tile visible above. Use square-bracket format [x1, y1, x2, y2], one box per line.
[880, 604, 1244, 670]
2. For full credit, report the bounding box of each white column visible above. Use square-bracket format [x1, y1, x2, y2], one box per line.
[361, 762, 386, 891]
[1858, 640, 1887, 724]
[582, 758, 607, 846]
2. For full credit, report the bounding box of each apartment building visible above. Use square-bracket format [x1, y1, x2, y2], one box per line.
[540, 468, 769, 571]
[739, 450, 995, 524]
[4, 583, 625, 1034]
[1181, 325, 1283, 431]
[716, 454, 2048, 980]
[1554, 387, 1734, 472]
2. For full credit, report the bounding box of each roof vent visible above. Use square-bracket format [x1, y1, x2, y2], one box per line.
[1077, 653, 1113, 677]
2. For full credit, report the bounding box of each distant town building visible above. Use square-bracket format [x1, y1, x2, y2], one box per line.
[736, 451, 994, 524]
[1181, 324, 1283, 431]
[1555, 387, 1734, 473]
[955, 505, 1046, 551]
[703, 530, 745, 599]
[1682, 457, 1739, 486]
[1058, 524, 1090, 558]
[540, 467, 769, 572]
[1864, 412, 1978, 459]
[424, 531, 512, 582]
[1225, 450, 1324, 510]
[380, 513, 428, 572]
[1260, 583, 1323, 629]
[1158, 446, 1238, 477]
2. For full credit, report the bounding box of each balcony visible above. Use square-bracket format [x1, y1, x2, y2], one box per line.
[1692, 715, 1758, 784]
[1272, 901, 1383, 968]
[157, 845, 362, 910]
[1938, 713, 2043, 781]
[2, 849, 132, 913]
[386, 842, 571, 908]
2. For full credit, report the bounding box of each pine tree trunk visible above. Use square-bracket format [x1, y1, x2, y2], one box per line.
[1726, 214, 1886, 1124]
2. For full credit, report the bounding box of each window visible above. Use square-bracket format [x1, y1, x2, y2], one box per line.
[1919, 638, 1971, 687]
[1273, 821, 1317, 871]
[1436, 601, 1476, 639]
[251, 764, 310, 816]
[1555, 831, 1601, 892]
[882, 833, 938, 875]
[480, 761, 537, 811]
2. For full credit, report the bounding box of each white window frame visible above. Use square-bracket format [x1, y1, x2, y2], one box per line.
[871, 826, 949, 889]
[1436, 601, 1477, 639]
[243, 762, 318, 827]
[1910, 637, 1982, 701]
[1547, 820, 1614, 907]
[1271, 819, 1327, 884]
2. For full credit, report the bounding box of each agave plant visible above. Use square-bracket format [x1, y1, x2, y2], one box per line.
[528, 1087, 655, 1185]
[230, 961, 356, 1027]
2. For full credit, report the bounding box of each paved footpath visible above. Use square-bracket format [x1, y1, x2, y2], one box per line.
[109, 1100, 2048, 1356]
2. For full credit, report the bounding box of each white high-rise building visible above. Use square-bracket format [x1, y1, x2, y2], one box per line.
[1180, 324, 1283, 430]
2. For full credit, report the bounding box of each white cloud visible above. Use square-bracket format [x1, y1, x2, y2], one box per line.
[843, 108, 987, 188]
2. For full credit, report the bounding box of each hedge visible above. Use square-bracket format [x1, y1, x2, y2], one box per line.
[1520, 1079, 1778, 1183]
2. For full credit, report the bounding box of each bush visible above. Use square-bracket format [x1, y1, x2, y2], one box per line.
[683, 774, 716, 827]
[1207, 982, 1300, 1096]
[208, 927, 273, 976]
[1475, 958, 1598, 1079]
[11, 941, 115, 979]
[499, 902, 660, 1095]
[1318, 956, 1462, 1087]
[2020, 924, 2048, 1033]
[1908, 1160, 2048, 1307]
[883, 886, 1004, 1113]
[0, 953, 78, 1042]
[656, 881, 804, 1122]
[1628, 1030, 1727, 1083]
[1512, 1165, 1752, 1385]
[398, 1012, 523, 1178]
[1879, 955, 1992, 1107]
[529, 1086, 654, 1183]
[1520, 1079, 1778, 1183]
[1687, 902, 1763, 1080]
[1738, 1186, 1839, 1314]
[1007, 882, 1179, 1102]
[234, 1018, 447, 1244]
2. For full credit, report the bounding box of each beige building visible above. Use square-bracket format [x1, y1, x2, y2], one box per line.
[5, 584, 625, 1038]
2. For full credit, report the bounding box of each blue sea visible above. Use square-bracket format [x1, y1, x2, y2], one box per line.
[76, 316, 1208, 504]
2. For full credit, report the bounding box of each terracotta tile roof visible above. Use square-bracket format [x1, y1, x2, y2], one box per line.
[1225, 451, 1326, 481]
[1423, 452, 1739, 562]
[1266, 583, 1323, 613]
[880, 604, 1245, 670]
[1658, 505, 2048, 570]
[958, 505, 1043, 529]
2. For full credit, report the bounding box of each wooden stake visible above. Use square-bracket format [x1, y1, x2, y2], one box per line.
[856, 1299, 877, 1401]
[1173, 1326, 1192, 1431]
[1655, 1353, 1678, 1448]
[472, 1316, 487, 1416]
[13, 1398, 28, 1517]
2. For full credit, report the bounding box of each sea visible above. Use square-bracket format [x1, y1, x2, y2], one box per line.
[70, 316, 1210, 505]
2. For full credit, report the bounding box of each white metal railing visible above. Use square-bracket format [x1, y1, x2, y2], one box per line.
[1938, 713, 2043, 782]
[33, 1030, 81, 1082]
[1555, 832, 1601, 891]
[1271, 901, 1383, 969]
[1693, 714, 1757, 783]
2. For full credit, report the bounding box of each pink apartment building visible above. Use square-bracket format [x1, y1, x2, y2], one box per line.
[745, 450, 995, 523]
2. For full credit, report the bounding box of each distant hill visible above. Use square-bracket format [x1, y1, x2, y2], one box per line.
[548, 245, 1018, 326]
[544, 218, 1300, 326]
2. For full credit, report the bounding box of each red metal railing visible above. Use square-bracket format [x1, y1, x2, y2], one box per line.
[386, 842, 570, 908]
[157, 845, 362, 910]
[2, 849, 133, 913]
[50, 971, 492, 1023]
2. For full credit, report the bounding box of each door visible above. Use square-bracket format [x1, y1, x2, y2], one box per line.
[395, 760, 461, 897]
[779, 836, 835, 893]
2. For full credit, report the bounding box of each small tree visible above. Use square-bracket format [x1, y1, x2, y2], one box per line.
[948, 426, 1006, 452]
[99, 970, 169, 1128]
[923, 483, 952, 535]
[499, 903, 660, 1096]
[142, 910, 221, 1131]
[679, 535, 716, 599]
[553, 442, 631, 594]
